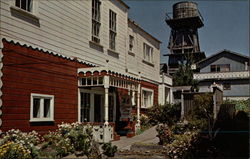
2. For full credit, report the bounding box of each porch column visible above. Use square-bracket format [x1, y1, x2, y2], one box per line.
[104, 75, 110, 125]
[135, 83, 141, 132]
[104, 87, 109, 125]
[103, 75, 111, 142]
[170, 87, 173, 103]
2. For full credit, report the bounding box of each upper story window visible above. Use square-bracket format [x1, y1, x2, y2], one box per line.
[223, 83, 231, 90]
[30, 93, 54, 122]
[129, 35, 134, 52]
[15, 0, 32, 12]
[109, 10, 117, 50]
[143, 43, 153, 63]
[211, 64, 230, 72]
[92, 0, 101, 43]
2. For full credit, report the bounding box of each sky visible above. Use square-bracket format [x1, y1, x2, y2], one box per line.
[123, 0, 250, 63]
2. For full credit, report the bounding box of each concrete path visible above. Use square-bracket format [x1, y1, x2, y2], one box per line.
[112, 126, 159, 150]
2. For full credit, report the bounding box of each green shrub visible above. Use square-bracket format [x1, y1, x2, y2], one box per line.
[156, 124, 173, 145]
[41, 122, 100, 158]
[166, 131, 199, 159]
[0, 141, 32, 159]
[147, 103, 181, 126]
[0, 129, 40, 159]
[102, 142, 117, 157]
[223, 98, 250, 113]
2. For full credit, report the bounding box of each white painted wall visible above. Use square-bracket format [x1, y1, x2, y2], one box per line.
[0, 0, 128, 71]
[127, 21, 161, 82]
[0, 0, 163, 83]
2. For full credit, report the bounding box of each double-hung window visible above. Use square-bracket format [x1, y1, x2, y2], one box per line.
[143, 43, 153, 63]
[30, 93, 54, 122]
[211, 64, 230, 72]
[129, 35, 134, 52]
[92, 0, 101, 43]
[15, 0, 33, 12]
[109, 10, 117, 50]
[141, 89, 153, 108]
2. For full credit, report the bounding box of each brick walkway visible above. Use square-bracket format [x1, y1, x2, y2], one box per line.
[112, 126, 159, 150]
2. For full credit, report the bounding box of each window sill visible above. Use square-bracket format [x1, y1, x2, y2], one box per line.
[89, 41, 104, 52]
[89, 41, 103, 52]
[128, 51, 135, 57]
[107, 49, 119, 58]
[30, 119, 54, 122]
[142, 60, 154, 67]
[10, 6, 39, 22]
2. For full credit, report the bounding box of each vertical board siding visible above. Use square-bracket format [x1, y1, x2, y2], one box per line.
[1, 41, 90, 133]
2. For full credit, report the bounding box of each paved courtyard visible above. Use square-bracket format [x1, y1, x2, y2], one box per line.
[112, 126, 159, 150]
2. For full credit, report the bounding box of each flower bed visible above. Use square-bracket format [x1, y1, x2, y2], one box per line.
[0, 122, 117, 159]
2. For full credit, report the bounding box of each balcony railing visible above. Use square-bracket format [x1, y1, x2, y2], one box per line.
[194, 71, 250, 80]
[160, 73, 173, 86]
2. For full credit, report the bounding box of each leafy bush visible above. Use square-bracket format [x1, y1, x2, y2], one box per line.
[0, 141, 32, 159]
[156, 124, 173, 145]
[166, 131, 199, 159]
[223, 98, 250, 113]
[0, 129, 40, 159]
[41, 122, 100, 158]
[147, 103, 181, 126]
[102, 142, 117, 157]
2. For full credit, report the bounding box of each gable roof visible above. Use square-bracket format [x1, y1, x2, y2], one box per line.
[197, 49, 250, 65]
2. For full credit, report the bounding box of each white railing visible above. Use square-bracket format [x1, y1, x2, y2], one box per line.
[194, 71, 249, 80]
[91, 124, 114, 143]
[161, 74, 173, 86]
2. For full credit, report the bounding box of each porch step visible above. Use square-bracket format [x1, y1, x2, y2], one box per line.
[107, 143, 166, 159]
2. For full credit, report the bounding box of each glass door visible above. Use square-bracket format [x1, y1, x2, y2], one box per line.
[80, 92, 91, 122]
[94, 94, 102, 122]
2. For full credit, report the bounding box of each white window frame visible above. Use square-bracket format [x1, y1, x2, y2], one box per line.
[92, 0, 101, 43]
[129, 35, 134, 52]
[143, 43, 154, 63]
[30, 93, 54, 122]
[141, 88, 154, 109]
[10, 0, 39, 20]
[15, 0, 33, 12]
[109, 10, 117, 50]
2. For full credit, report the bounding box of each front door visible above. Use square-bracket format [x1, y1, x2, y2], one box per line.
[80, 92, 91, 122]
[94, 94, 102, 122]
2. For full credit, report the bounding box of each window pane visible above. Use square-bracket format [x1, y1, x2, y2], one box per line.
[87, 78, 92, 85]
[21, 0, 27, 10]
[93, 77, 98, 85]
[33, 98, 40, 118]
[81, 93, 90, 122]
[44, 99, 51, 118]
[82, 78, 86, 85]
[16, 0, 20, 7]
[211, 65, 216, 72]
[28, 0, 32, 12]
[99, 77, 103, 84]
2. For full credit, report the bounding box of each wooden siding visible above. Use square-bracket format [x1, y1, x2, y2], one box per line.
[0, 0, 128, 72]
[0, 0, 162, 83]
[127, 22, 161, 82]
[1, 41, 90, 133]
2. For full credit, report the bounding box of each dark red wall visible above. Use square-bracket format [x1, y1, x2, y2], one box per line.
[1, 41, 90, 133]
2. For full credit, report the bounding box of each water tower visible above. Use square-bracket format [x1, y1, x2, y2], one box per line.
[165, 1, 206, 75]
